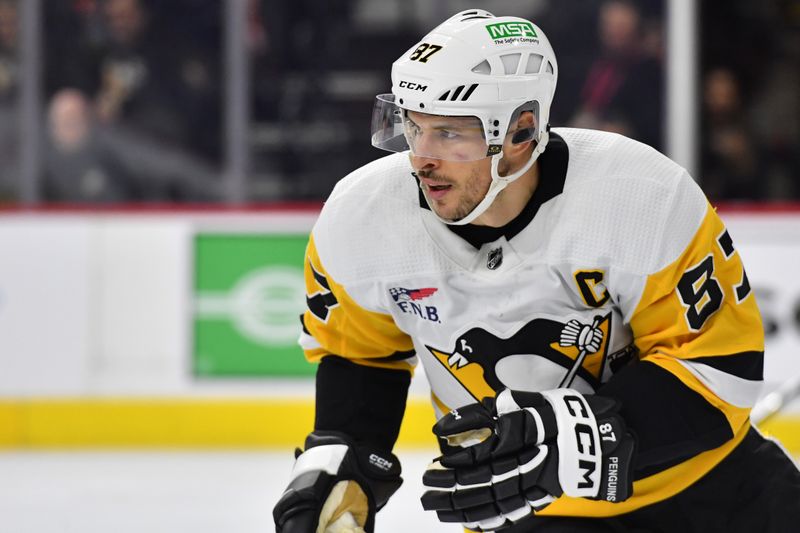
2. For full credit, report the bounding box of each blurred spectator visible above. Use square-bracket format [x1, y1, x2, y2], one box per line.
[700, 68, 765, 201]
[92, 0, 195, 148]
[44, 88, 134, 202]
[700, 0, 799, 201]
[45, 0, 222, 165]
[43, 88, 221, 203]
[13, 0, 794, 204]
[751, 58, 800, 200]
[250, 0, 381, 200]
[0, 0, 18, 201]
[568, 0, 663, 149]
[0, 0, 16, 103]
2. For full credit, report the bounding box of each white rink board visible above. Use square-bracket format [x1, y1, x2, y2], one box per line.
[0, 209, 797, 411]
[0, 217, 93, 395]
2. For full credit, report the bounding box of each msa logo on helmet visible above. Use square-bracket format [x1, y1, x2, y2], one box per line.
[399, 80, 428, 92]
[485, 21, 539, 44]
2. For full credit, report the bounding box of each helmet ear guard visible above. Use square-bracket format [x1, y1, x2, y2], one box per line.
[508, 101, 539, 145]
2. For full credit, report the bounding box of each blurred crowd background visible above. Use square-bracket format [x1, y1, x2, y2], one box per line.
[0, 0, 797, 205]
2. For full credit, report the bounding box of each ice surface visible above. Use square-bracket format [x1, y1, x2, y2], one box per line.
[0, 449, 462, 533]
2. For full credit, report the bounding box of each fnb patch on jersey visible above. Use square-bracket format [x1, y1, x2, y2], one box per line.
[390, 287, 438, 301]
[390, 286, 441, 322]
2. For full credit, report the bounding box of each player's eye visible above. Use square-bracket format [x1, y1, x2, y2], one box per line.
[439, 130, 460, 140]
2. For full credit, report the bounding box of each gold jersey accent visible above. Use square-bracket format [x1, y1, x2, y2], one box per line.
[302, 235, 415, 373]
[630, 203, 761, 430]
[631, 204, 762, 360]
[539, 203, 763, 517]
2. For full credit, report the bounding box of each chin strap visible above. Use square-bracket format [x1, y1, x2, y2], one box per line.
[431, 130, 550, 226]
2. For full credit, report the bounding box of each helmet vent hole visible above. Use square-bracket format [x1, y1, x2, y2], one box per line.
[471, 60, 491, 75]
[546, 61, 554, 74]
[525, 54, 544, 74]
[399, 98, 404, 104]
[438, 90, 450, 101]
[455, 9, 494, 22]
[451, 85, 465, 100]
[500, 53, 521, 75]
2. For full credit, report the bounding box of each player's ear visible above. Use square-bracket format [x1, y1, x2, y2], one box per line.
[503, 111, 536, 156]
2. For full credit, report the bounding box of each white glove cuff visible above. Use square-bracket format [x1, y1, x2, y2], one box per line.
[540, 389, 602, 498]
[291, 444, 349, 479]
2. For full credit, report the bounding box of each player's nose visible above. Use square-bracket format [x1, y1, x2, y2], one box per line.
[410, 152, 441, 173]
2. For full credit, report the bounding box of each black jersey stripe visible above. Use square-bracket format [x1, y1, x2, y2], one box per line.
[377, 349, 417, 362]
[598, 360, 733, 479]
[309, 260, 331, 290]
[300, 313, 311, 335]
[690, 351, 763, 382]
[717, 229, 735, 259]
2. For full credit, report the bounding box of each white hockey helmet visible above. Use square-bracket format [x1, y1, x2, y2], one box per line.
[371, 9, 558, 224]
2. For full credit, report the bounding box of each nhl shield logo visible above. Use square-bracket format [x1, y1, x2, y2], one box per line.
[487, 247, 503, 270]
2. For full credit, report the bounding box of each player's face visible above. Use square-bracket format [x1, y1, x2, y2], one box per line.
[407, 111, 492, 222]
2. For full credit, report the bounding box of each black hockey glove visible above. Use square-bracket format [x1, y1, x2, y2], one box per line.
[273, 431, 403, 533]
[421, 389, 636, 531]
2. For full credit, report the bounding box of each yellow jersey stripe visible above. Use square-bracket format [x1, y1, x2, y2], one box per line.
[303, 235, 415, 372]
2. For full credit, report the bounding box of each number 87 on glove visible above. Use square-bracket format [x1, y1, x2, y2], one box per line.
[421, 389, 636, 531]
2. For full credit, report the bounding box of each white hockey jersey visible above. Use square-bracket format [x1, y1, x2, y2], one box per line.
[299, 128, 764, 517]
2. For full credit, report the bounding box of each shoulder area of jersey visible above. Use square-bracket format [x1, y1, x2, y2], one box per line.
[314, 151, 421, 237]
[310, 151, 444, 285]
[325, 151, 416, 206]
[553, 127, 690, 188]
[545, 127, 708, 274]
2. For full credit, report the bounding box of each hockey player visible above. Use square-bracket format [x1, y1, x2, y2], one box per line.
[273, 9, 800, 533]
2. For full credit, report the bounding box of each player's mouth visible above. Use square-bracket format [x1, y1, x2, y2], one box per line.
[424, 182, 453, 200]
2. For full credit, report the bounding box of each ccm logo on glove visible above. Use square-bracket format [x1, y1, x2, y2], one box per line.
[560, 393, 603, 493]
[368, 453, 394, 472]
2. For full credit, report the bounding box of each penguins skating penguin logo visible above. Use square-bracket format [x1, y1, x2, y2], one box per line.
[426, 314, 620, 402]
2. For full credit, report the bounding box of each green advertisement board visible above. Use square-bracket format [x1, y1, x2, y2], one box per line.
[193, 233, 315, 376]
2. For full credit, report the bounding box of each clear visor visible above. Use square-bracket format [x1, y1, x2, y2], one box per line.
[370, 94, 491, 161]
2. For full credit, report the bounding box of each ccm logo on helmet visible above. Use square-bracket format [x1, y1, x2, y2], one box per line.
[399, 80, 428, 92]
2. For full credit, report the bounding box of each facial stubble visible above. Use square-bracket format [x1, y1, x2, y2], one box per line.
[419, 165, 492, 222]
